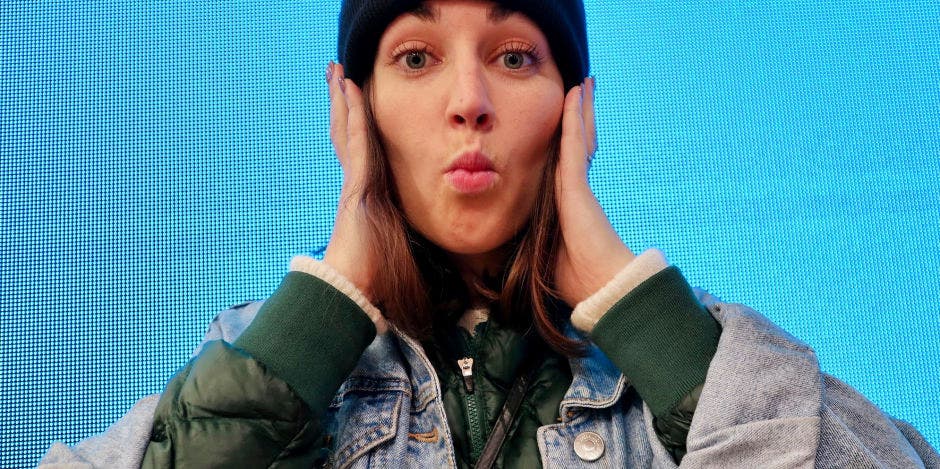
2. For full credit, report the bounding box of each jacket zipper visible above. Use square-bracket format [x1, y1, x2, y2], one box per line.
[393, 332, 458, 469]
[458, 330, 488, 462]
[458, 357, 475, 393]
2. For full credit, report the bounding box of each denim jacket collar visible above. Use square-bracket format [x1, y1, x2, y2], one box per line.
[348, 323, 628, 415]
[559, 325, 629, 416]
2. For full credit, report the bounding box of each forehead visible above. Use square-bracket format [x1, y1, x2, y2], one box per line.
[407, 1, 514, 23]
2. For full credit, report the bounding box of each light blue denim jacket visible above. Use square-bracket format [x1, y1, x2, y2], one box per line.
[42, 289, 939, 468]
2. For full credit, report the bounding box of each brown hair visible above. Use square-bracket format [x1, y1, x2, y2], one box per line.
[357, 81, 584, 357]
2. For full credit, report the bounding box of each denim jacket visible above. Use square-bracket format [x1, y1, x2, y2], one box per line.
[41, 288, 939, 468]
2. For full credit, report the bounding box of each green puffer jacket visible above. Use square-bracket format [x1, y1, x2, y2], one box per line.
[141, 256, 719, 468]
[143, 340, 329, 467]
[426, 320, 574, 468]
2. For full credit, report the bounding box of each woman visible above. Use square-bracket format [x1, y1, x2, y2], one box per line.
[42, 0, 939, 467]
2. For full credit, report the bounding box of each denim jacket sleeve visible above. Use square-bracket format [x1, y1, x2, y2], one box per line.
[647, 291, 940, 468]
[40, 394, 161, 468]
[573, 249, 938, 467]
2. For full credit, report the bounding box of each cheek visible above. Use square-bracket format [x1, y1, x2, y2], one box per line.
[513, 90, 563, 207]
[373, 97, 420, 180]
[510, 90, 563, 173]
[372, 84, 439, 163]
[372, 98, 436, 219]
[519, 90, 563, 148]
[372, 91, 405, 148]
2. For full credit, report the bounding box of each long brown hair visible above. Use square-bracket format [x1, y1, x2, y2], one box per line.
[358, 80, 584, 357]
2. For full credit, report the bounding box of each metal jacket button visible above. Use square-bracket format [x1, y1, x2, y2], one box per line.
[573, 431, 605, 461]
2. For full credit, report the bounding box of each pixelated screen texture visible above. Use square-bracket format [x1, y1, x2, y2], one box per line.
[2, 1, 938, 466]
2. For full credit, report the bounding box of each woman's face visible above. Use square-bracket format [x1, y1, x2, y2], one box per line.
[371, 0, 565, 261]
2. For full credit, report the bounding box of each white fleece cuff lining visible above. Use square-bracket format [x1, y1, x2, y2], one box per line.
[570, 248, 670, 333]
[289, 255, 387, 334]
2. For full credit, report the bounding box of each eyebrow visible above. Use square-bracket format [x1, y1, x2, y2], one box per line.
[410, 3, 513, 23]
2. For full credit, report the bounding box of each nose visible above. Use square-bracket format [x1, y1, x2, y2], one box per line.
[445, 63, 494, 132]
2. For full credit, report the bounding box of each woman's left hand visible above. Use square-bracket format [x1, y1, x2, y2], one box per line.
[554, 77, 635, 306]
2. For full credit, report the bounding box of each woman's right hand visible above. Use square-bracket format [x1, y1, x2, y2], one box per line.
[322, 62, 376, 300]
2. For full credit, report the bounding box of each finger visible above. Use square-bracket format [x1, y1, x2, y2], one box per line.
[342, 76, 368, 185]
[583, 77, 597, 157]
[559, 83, 588, 180]
[328, 61, 349, 161]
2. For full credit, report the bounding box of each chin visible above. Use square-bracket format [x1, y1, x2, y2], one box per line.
[422, 224, 517, 258]
[432, 234, 505, 256]
[405, 202, 531, 260]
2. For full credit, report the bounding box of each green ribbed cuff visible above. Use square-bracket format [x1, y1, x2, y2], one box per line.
[590, 266, 719, 418]
[234, 271, 376, 418]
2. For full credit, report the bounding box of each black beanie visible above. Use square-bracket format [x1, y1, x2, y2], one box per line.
[337, 0, 589, 91]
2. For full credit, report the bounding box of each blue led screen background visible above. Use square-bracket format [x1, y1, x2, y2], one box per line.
[2, 1, 938, 466]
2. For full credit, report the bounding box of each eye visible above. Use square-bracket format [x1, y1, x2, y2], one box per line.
[389, 42, 439, 73]
[502, 51, 528, 69]
[495, 42, 543, 71]
[403, 51, 428, 69]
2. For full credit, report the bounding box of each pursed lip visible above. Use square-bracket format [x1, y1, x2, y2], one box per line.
[444, 150, 497, 194]
[445, 151, 495, 173]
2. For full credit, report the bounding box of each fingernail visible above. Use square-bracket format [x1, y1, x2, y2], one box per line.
[327, 61, 335, 84]
[579, 83, 584, 100]
[339, 76, 347, 94]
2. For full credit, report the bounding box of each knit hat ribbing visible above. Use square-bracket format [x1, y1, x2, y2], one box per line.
[337, 0, 589, 91]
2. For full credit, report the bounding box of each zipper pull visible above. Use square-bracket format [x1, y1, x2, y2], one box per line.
[458, 357, 475, 394]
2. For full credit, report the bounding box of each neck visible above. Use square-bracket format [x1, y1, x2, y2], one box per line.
[448, 244, 513, 306]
